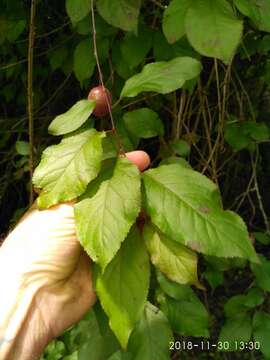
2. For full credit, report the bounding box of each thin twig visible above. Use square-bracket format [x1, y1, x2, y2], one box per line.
[252, 148, 270, 234]
[27, 0, 36, 205]
[176, 90, 186, 140]
[90, 1, 114, 129]
[90, 0, 124, 154]
[150, 0, 166, 9]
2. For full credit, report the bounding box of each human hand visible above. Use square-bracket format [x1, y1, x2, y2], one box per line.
[0, 150, 150, 360]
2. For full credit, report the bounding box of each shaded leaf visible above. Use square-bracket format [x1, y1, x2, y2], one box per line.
[235, 0, 270, 32]
[121, 57, 202, 98]
[128, 302, 173, 360]
[225, 123, 250, 150]
[218, 314, 252, 351]
[75, 157, 141, 269]
[15, 140, 29, 155]
[242, 121, 269, 142]
[49, 47, 68, 71]
[66, 0, 91, 23]
[95, 226, 150, 348]
[251, 254, 270, 291]
[157, 271, 197, 301]
[254, 231, 270, 245]
[144, 223, 200, 287]
[143, 164, 258, 262]
[171, 139, 191, 157]
[120, 27, 153, 69]
[49, 100, 96, 136]
[33, 129, 104, 209]
[123, 108, 164, 138]
[253, 311, 270, 358]
[97, 0, 141, 33]
[7, 19, 26, 42]
[159, 294, 209, 338]
[185, 0, 243, 63]
[224, 288, 264, 318]
[74, 39, 96, 83]
[74, 307, 120, 360]
[107, 351, 132, 360]
[162, 0, 190, 43]
[203, 267, 224, 290]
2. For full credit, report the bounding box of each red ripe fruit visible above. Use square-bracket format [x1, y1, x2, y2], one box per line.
[88, 85, 112, 118]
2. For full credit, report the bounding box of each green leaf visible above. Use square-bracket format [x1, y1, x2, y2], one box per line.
[107, 351, 132, 360]
[253, 311, 270, 358]
[162, 0, 190, 43]
[235, 0, 270, 32]
[153, 31, 175, 61]
[242, 121, 270, 142]
[75, 157, 141, 269]
[224, 288, 264, 318]
[123, 108, 164, 138]
[254, 231, 270, 245]
[120, 27, 153, 69]
[244, 288, 264, 307]
[171, 139, 191, 157]
[7, 19, 26, 42]
[95, 227, 150, 348]
[159, 157, 191, 168]
[225, 123, 250, 150]
[144, 223, 200, 287]
[185, 0, 243, 63]
[33, 129, 105, 209]
[74, 39, 96, 83]
[116, 119, 140, 151]
[142, 164, 258, 262]
[159, 294, 209, 337]
[218, 314, 252, 351]
[15, 140, 29, 155]
[251, 254, 270, 291]
[49, 47, 68, 71]
[128, 302, 173, 360]
[112, 41, 137, 80]
[66, 0, 91, 23]
[121, 56, 202, 98]
[43, 340, 66, 359]
[96, 0, 141, 33]
[203, 267, 224, 290]
[69, 306, 120, 360]
[48, 100, 96, 136]
[108, 352, 131, 360]
[157, 271, 197, 301]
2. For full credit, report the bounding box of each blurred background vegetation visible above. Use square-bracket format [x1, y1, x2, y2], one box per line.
[0, 0, 270, 358]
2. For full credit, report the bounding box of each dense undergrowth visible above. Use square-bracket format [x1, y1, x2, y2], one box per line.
[0, 0, 270, 359]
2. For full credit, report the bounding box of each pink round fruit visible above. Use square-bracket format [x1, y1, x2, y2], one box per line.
[88, 85, 112, 118]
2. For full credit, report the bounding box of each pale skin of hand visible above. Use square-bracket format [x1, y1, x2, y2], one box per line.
[0, 151, 150, 360]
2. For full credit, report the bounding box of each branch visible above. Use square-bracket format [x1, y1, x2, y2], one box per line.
[27, 0, 36, 205]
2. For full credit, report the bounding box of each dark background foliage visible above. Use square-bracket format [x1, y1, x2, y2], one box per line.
[0, 0, 270, 359]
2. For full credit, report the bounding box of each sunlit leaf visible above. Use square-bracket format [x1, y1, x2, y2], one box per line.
[121, 57, 202, 98]
[49, 100, 96, 136]
[33, 129, 104, 209]
[75, 157, 141, 269]
[143, 164, 258, 262]
[95, 227, 150, 348]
